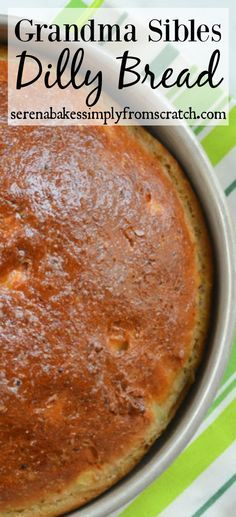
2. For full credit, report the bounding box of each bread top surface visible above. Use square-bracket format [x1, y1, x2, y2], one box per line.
[0, 56, 212, 514]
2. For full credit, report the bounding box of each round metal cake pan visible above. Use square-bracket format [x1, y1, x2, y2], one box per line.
[1, 14, 236, 517]
[73, 121, 236, 517]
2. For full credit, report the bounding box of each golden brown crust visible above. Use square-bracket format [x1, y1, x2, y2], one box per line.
[0, 55, 212, 516]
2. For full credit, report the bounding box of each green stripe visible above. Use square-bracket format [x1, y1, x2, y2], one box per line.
[225, 180, 236, 196]
[194, 123, 207, 136]
[54, 0, 104, 25]
[119, 400, 236, 517]
[193, 95, 229, 135]
[192, 473, 236, 517]
[73, 0, 105, 27]
[85, 0, 104, 8]
[207, 378, 236, 415]
[201, 106, 236, 165]
[64, 0, 87, 7]
[221, 336, 236, 385]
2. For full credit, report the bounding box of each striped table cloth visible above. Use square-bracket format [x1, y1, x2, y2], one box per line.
[118, 109, 236, 517]
[5, 1, 236, 515]
[66, 3, 236, 515]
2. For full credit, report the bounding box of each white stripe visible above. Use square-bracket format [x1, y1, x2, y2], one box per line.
[204, 481, 236, 517]
[215, 372, 236, 399]
[215, 148, 236, 191]
[159, 442, 236, 517]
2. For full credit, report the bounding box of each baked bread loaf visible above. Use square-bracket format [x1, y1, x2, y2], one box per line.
[0, 51, 212, 516]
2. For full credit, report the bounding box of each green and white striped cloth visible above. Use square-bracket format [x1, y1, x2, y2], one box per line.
[62, 3, 235, 515]
[117, 111, 236, 517]
[7, 1, 236, 514]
